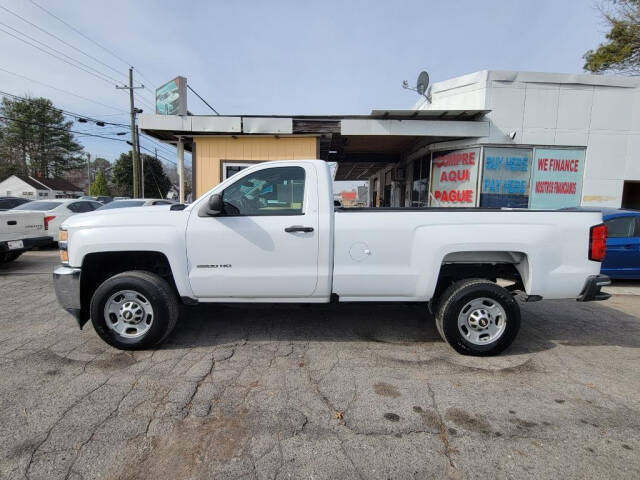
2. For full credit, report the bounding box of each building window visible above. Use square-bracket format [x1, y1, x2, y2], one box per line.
[430, 148, 481, 207]
[480, 147, 532, 208]
[222, 161, 255, 181]
[528, 148, 585, 209]
[411, 156, 430, 207]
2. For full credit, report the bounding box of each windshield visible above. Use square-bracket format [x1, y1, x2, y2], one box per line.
[13, 201, 62, 211]
[96, 200, 146, 210]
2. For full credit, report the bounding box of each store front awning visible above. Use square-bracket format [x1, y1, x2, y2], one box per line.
[139, 110, 490, 179]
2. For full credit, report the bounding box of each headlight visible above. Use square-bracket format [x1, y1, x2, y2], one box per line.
[59, 228, 68, 264]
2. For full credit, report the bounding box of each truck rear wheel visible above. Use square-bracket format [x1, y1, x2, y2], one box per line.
[435, 279, 520, 356]
[90, 271, 179, 350]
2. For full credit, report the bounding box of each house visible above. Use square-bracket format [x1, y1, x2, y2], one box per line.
[0, 175, 84, 200]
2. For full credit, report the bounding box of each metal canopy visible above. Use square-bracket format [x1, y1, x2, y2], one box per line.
[368, 109, 489, 120]
[139, 110, 490, 165]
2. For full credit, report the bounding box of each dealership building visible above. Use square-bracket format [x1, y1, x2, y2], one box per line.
[141, 70, 640, 210]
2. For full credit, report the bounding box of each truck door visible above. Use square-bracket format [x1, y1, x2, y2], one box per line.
[186, 164, 319, 298]
[602, 214, 640, 277]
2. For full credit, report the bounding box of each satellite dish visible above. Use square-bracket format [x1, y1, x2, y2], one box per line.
[416, 71, 429, 96]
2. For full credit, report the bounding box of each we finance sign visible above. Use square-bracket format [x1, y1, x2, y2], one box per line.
[529, 148, 585, 209]
[429, 148, 480, 206]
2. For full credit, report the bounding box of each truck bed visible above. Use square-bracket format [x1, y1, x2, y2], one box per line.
[332, 208, 603, 301]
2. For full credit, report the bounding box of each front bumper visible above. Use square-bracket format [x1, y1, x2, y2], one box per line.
[0, 235, 53, 254]
[577, 274, 611, 302]
[53, 266, 83, 326]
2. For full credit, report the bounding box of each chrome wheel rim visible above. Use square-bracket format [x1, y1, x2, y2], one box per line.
[457, 297, 507, 345]
[104, 290, 154, 338]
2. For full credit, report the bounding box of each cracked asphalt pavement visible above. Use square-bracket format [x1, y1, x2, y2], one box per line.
[1, 249, 639, 479]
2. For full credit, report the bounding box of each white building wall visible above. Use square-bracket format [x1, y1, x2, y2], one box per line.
[415, 70, 640, 207]
[0, 176, 39, 199]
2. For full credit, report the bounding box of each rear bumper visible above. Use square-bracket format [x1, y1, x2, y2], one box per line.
[53, 266, 83, 326]
[577, 274, 611, 302]
[0, 235, 52, 253]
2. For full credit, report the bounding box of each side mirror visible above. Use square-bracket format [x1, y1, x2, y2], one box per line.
[207, 194, 223, 216]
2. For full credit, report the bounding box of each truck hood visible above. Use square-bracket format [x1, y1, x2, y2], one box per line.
[62, 205, 184, 230]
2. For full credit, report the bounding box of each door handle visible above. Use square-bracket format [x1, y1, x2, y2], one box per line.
[285, 225, 314, 233]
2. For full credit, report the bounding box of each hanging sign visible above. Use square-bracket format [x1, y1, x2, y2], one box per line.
[156, 76, 187, 115]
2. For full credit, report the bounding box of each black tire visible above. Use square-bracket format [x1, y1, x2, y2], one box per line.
[90, 271, 179, 350]
[0, 251, 22, 263]
[435, 279, 520, 356]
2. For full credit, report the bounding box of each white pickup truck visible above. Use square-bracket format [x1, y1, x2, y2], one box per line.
[1, 210, 51, 263]
[53, 160, 611, 356]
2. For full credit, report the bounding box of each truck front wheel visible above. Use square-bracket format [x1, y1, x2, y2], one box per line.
[435, 279, 520, 356]
[90, 271, 179, 350]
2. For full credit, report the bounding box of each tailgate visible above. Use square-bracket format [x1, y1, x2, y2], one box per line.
[0, 211, 45, 242]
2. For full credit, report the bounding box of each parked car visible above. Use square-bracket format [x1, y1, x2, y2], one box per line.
[78, 195, 113, 204]
[95, 199, 176, 210]
[0, 196, 32, 211]
[53, 160, 610, 356]
[13, 199, 102, 242]
[0, 210, 50, 263]
[113, 197, 130, 201]
[562, 207, 640, 279]
[600, 208, 640, 279]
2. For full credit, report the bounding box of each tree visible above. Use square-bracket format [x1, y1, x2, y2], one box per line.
[91, 157, 111, 180]
[165, 163, 192, 196]
[583, 0, 640, 74]
[0, 96, 84, 180]
[89, 170, 110, 196]
[111, 151, 172, 198]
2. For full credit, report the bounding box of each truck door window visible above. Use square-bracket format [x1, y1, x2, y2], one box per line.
[605, 216, 635, 238]
[221, 166, 305, 216]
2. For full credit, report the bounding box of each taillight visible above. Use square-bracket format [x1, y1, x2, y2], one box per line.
[589, 223, 607, 262]
[44, 215, 56, 230]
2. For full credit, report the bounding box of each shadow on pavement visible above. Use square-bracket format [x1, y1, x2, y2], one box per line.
[160, 299, 640, 355]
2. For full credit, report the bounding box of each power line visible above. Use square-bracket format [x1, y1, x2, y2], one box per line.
[27, 0, 132, 68]
[140, 132, 176, 154]
[0, 114, 129, 142]
[187, 84, 219, 115]
[137, 143, 176, 165]
[0, 90, 130, 127]
[0, 25, 119, 86]
[19, 1, 159, 109]
[134, 92, 155, 110]
[0, 66, 128, 113]
[134, 68, 157, 90]
[0, 4, 128, 83]
[26, 0, 162, 103]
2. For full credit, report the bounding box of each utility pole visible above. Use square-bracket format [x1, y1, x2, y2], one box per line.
[177, 136, 185, 203]
[116, 67, 144, 198]
[86, 152, 91, 195]
[136, 126, 143, 197]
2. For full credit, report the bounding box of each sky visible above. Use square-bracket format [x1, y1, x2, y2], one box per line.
[0, 0, 608, 175]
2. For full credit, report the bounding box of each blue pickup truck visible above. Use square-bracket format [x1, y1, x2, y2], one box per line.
[600, 208, 640, 279]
